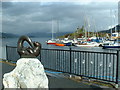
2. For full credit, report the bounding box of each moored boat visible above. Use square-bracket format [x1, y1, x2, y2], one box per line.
[102, 45, 120, 49]
[102, 42, 120, 49]
[102, 38, 120, 49]
[46, 39, 56, 45]
[55, 43, 65, 46]
[75, 41, 100, 47]
[75, 44, 99, 47]
[65, 42, 72, 46]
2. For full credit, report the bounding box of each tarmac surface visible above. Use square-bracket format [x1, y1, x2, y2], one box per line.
[0, 61, 118, 89]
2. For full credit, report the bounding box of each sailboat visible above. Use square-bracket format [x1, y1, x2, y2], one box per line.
[46, 20, 57, 45]
[102, 10, 120, 49]
[75, 16, 100, 47]
[102, 33, 120, 48]
[46, 39, 56, 45]
[102, 41, 120, 48]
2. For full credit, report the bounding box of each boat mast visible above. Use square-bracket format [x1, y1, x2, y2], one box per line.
[93, 19, 98, 37]
[110, 9, 113, 40]
[52, 20, 54, 40]
[57, 20, 59, 39]
[84, 15, 87, 40]
[86, 17, 90, 38]
[113, 10, 117, 33]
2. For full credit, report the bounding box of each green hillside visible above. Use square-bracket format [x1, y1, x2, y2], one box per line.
[58, 26, 109, 39]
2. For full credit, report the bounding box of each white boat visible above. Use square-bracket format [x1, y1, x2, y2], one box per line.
[46, 39, 56, 45]
[102, 32, 120, 48]
[102, 40, 120, 49]
[75, 41, 100, 47]
[46, 20, 57, 45]
[102, 43, 120, 48]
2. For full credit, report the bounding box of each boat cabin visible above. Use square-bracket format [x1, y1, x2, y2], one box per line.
[111, 32, 120, 39]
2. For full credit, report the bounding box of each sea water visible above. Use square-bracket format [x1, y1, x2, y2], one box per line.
[1, 37, 118, 58]
[0, 37, 120, 88]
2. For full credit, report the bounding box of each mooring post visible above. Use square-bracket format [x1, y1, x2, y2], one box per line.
[69, 46, 72, 73]
[116, 50, 120, 88]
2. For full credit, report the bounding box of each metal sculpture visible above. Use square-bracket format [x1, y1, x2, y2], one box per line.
[17, 35, 41, 58]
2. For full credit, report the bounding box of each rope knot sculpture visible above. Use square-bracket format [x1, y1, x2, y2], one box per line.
[17, 36, 41, 58]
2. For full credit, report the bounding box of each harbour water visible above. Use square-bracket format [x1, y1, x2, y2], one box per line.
[1, 37, 117, 59]
[1, 37, 120, 88]
[0, 37, 104, 89]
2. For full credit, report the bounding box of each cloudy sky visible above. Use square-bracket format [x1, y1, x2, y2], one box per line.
[2, 0, 119, 35]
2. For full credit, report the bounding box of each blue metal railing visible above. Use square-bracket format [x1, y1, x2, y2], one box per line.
[6, 45, 120, 86]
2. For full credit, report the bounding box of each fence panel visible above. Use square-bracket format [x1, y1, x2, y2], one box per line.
[6, 46, 119, 85]
[6, 45, 20, 61]
[68, 51, 117, 83]
[41, 49, 71, 73]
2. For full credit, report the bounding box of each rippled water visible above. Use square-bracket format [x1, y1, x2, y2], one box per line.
[0, 37, 120, 86]
[1, 37, 117, 59]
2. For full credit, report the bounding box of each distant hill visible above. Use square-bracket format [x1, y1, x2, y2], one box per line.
[57, 25, 120, 39]
[0, 32, 19, 38]
[99, 25, 120, 33]
[27, 32, 72, 38]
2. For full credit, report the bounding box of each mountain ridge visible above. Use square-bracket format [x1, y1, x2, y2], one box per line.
[0, 32, 19, 38]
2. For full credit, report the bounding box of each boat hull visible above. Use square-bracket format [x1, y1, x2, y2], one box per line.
[47, 43, 56, 45]
[55, 43, 65, 46]
[65, 42, 72, 46]
[75, 44, 96, 47]
[102, 46, 120, 49]
[75, 43, 99, 47]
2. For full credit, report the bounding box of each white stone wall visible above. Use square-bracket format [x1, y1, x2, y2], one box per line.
[3, 58, 48, 88]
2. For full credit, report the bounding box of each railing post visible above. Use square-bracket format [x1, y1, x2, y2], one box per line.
[39, 48, 42, 62]
[6, 45, 8, 60]
[69, 46, 72, 73]
[116, 50, 120, 88]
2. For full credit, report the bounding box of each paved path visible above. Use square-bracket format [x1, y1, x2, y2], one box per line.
[0, 61, 116, 89]
[47, 75, 100, 88]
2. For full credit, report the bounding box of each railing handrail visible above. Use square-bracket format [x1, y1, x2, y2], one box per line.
[41, 48, 117, 55]
[6, 45, 120, 54]
[6, 45, 17, 48]
[6, 45, 117, 55]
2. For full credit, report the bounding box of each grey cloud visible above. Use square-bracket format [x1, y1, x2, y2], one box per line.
[2, 2, 41, 16]
[2, 2, 13, 9]
[2, 2, 118, 34]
